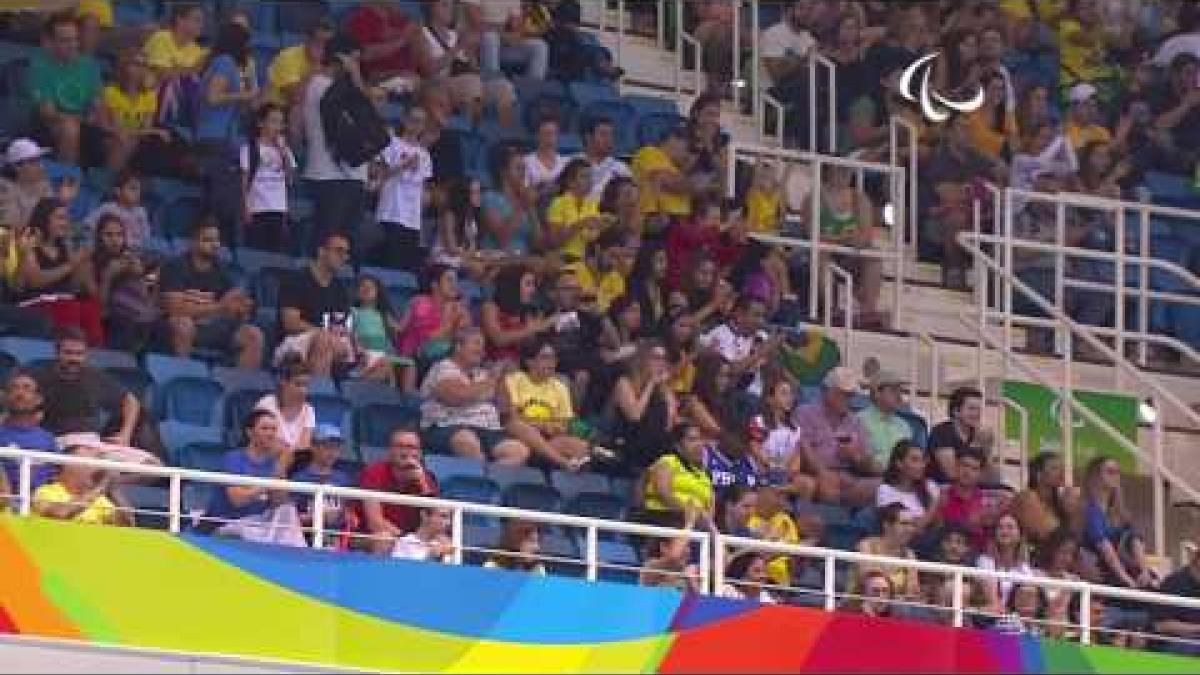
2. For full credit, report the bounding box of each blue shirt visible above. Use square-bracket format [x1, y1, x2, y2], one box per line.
[291, 465, 352, 525]
[705, 446, 764, 499]
[205, 449, 277, 522]
[1084, 499, 1130, 551]
[480, 190, 533, 254]
[196, 55, 245, 142]
[0, 423, 59, 492]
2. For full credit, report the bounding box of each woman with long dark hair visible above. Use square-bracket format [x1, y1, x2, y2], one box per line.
[480, 263, 553, 364]
[92, 214, 157, 351]
[544, 158, 610, 263]
[687, 94, 728, 193]
[1083, 455, 1157, 589]
[877, 440, 939, 530]
[628, 241, 669, 337]
[394, 264, 470, 366]
[600, 294, 643, 366]
[433, 177, 483, 272]
[19, 198, 103, 345]
[610, 339, 679, 474]
[599, 176, 644, 244]
[240, 102, 297, 253]
[1013, 452, 1082, 549]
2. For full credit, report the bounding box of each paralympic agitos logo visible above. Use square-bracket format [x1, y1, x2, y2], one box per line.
[898, 53, 985, 123]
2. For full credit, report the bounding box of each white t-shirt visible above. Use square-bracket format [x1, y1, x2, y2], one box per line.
[876, 481, 939, 519]
[423, 26, 458, 79]
[302, 74, 369, 182]
[254, 394, 316, 451]
[760, 22, 815, 87]
[462, 0, 521, 27]
[419, 359, 502, 430]
[524, 152, 567, 193]
[377, 135, 433, 230]
[574, 154, 631, 201]
[699, 323, 755, 363]
[240, 142, 297, 214]
[392, 533, 450, 562]
[761, 421, 802, 470]
[976, 555, 1034, 607]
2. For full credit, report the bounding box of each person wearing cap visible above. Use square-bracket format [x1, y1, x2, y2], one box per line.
[29, 12, 104, 167]
[0, 137, 76, 234]
[265, 18, 335, 111]
[856, 368, 914, 468]
[291, 423, 353, 544]
[790, 366, 880, 508]
[1063, 83, 1112, 152]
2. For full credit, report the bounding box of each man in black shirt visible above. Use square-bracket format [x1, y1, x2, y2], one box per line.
[159, 219, 263, 368]
[275, 231, 354, 377]
[1151, 548, 1200, 655]
[926, 387, 993, 485]
[543, 268, 604, 406]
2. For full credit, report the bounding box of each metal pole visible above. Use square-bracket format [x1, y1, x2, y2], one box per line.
[699, 534, 712, 594]
[846, 272, 855, 366]
[1153, 396, 1166, 557]
[1003, 190, 1014, 380]
[974, 197, 987, 395]
[657, 0, 665, 51]
[17, 455, 30, 516]
[451, 506, 464, 565]
[1114, 207, 1126, 391]
[168, 473, 182, 534]
[823, 554, 837, 611]
[952, 571, 965, 628]
[674, 0, 683, 96]
[586, 525, 599, 582]
[732, 0, 741, 112]
[893, 166, 906, 328]
[751, 0, 760, 124]
[1062, 331, 1075, 487]
[616, 0, 625, 72]
[809, 160, 822, 319]
[1139, 207, 1150, 367]
[1055, 201, 1066, 356]
[713, 535, 726, 596]
[808, 54, 817, 153]
[1079, 586, 1092, 645]
[824, 265, 834, 330]
[827, 62, 837, 154]
[312, 487, 326, 549]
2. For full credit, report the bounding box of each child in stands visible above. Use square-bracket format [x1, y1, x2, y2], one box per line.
[84, 170, 150, 251]
[241, 103, 297, 254]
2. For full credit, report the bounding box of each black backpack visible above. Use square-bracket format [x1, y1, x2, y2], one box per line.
[319, 74, 390, 169]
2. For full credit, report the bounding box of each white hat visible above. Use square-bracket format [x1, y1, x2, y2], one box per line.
[5, 138, 48, 166]
[823, 366, 862, 393]
[1067, 83, 1098, 105]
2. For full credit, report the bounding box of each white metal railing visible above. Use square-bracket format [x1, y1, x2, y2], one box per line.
[823, 262, 855, 366]
[6, 445, 1200, 653]
[715, 533, 1200, 648]
[888, 116, 919, 252]
[0, 446, 712, 591]
[959, 230, 1200, 556]
[908, 331, 940, 423]
[674, 0, 702, 97]
[1001, 396, 1031, 489]
[729, 141, 907, 326]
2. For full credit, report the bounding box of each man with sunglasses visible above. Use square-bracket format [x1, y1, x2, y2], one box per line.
[358, 428, 440, 555]
[276, 230, 355, 377]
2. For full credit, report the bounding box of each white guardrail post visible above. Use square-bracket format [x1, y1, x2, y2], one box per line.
[1000, 397, 1030, 489]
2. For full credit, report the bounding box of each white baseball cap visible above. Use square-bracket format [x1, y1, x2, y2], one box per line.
[5, 138, 49, 165]
[1068, 83, 1098, 105]
[823, 366, 863, 394]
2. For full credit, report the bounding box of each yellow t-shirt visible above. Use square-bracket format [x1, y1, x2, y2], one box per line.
[745, 187, 782, 234]
[102, 84, 157, 131]
[747, 512, 799, 586]
[143, 29, 209, 73]
[632, 145, 691, 217]
[964, 108, 1017, 158]
[266, 44, 312, 105]
[1066, 122, 1111, 152]
[77, 0, 113, 27]
[565, 261, 625, 313]
[643, 454, 714, 514]
[505, 370, 573, 422]
[33, 482, 118, 525]
[546, 193, 600, 261]
[1057, 19, 1108, 85]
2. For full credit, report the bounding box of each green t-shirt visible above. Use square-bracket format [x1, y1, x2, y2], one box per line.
[29, 51, 102, 116]
[857, 404, 914, 467]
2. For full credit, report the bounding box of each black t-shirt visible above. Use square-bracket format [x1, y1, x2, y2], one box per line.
[546, 308, 604, 371]
[926, 420, 975, 483]
[279, 266, 352, 330]
[158, 254, 234, 298]
[32, 364, 127, 435]
[1151, 566, 1200, 629]
[1153, 90, 1200, 150]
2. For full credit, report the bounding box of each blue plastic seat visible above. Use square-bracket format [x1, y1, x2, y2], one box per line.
[214, 366, 276, 395]
[357, 445, 388, 466]
[145, 353, 209, 384]
[540, 532, 583, 576]
[309, 393, 353, 440]
[124, 484, 170, 529]
[522, 92, 577, 134]
[223, 388, 270, 432]
[502, 483, 563, 513]
[486, 464, 547, 492]
[426, 454, 486, 481]
[160, 421, 223, 465]
[566, 491, 625, 522]
[579, 100, 637, 154]
[623, 93, 680, 118]
[0, 337, 53, 364]
[250, 266, 295, 309]
[441, 476, 501, 526]
[637, 111, 687, 145]
[359, 266, 418, 292]
[105, 367, 153, 404]
[159, 377, 224, 426]
[235, 248, 294, 278]
[157, 194, 205, 240]
[463, 522, 502, 565]
[549, 470, 610, 503]
[340, 379, 407, 407]
[569, 81, 619, 109]
[178, 442, 228, 473]
[597, 540, 640, 584]
[610, 477, 635, 502]
[356, 403, 421, 448]
[897, 409, 930, 449]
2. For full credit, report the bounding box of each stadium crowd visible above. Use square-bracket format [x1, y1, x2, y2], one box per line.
[0, 0, 1197, 654]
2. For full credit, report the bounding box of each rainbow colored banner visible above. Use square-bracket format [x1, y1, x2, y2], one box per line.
[0, 515, 1195, 673]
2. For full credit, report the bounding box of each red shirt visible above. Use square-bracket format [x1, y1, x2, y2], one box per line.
[344, 6, 417, 80]
[665, 221, 721, 290]
[357, 461, 439, 534]
[938, 485, 987, 550]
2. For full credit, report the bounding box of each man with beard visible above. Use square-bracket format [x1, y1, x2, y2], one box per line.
[357, 429, 441, 554]
[0, 371, 59, 508]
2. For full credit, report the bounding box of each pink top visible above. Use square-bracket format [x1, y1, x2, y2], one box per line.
[398, 295, 443, 356]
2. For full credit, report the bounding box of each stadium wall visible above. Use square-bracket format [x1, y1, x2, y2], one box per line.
[0, 515, 1195, 674]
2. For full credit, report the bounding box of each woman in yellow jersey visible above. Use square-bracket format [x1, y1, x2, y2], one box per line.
[641, 422, 715, 528]
[32, 460, 130, 526]
[97, 50, 175, 173]
[544, 159, 612, 263]
[500, 339, 595, 472]
[744, 159, 784, 235]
